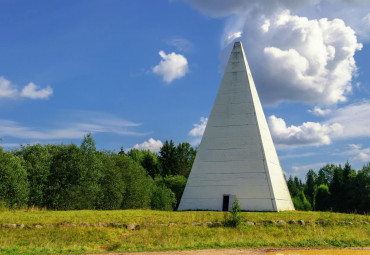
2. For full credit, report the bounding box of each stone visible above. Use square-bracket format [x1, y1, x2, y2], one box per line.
[268, 220, 276, 224]
[213, 222, 222, 227]
[204, 222, 213, 227]
[5, 223, 17, 229]
[169, 223, 177, 226]
[134, 224, 140, 230]
[127, 224, 135, 230]
[191, 222, 202, 226]
[319, 220, 327, 225]
[46, 224, 53, 228]
[289, 220, 296, 225]
[245, 221, 255, 226]
[298, 220, 305, 226]
[59, 222, 72, 227]
[80, 222, 90, 227]
[35, 224, 43, 229]
[255, 222, 263, 226]
[94, 222, 107, 227]
[277, 220, 286, 225]
[346, 222, 353, 225]
[18, 224, 25, 229]
[108, 222, 119, 227]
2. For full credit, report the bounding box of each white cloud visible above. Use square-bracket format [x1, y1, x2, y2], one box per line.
[0, 76, 53, 100]
[133, 138, 163, 153]
[189, 117, 208, 136]
[166, 37, 194, 52]
[268, 115, 343, 146]
[343, 144, 370, 162]
[185, 0, 309, 18]
[152, 51, 189, 83]
[186, 1, 367, 106]
[258, 11, 362, 105]
[0, 77, 18, 98]
[224, 32, 243, 46]
[0, 111, 146, 140]
[326, 101, 370, 139]
[291, 162, 333, 173]
[20, 82, 53, 99]
[308, 106, 331, 116]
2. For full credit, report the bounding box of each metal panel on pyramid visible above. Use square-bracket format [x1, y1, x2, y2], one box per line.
[178, 41, 294, 211]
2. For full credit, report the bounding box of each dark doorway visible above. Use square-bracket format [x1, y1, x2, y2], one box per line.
[222, 195, 230, 211]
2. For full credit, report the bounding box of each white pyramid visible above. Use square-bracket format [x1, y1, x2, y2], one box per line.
[178, 42, 294, 212]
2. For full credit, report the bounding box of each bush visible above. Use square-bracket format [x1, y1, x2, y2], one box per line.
[150, 183, 176, 211]
[223, 197, 242, 227]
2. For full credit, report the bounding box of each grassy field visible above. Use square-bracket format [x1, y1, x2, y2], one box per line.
[0, 209, 369, 255]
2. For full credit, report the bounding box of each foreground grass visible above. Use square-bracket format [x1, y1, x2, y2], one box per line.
[0, 210, 369, 255]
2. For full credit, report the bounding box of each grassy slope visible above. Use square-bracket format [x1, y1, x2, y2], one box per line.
[0, 210, 369, 255]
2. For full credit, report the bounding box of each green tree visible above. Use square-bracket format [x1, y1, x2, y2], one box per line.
[127, 149, 162, 178]
[315, 184, 331, 211]
[292, 190, 312, 211]
[304, 169, 317, 205]
[16, 144, 52, 208]
[150, 182, 176, 211]
[46, 140, 101, 210]
[162, 175, 187, 209]
[287, 176, 299, 197]
[330, 165, 344, 211]
[317, 164, 335, 186]
[0, 148, 29, 207]
[159, 140, 177, 176]
[116, 155, 152, 209]
[95, 152, 125, 210]
[175, 142, 196, 177]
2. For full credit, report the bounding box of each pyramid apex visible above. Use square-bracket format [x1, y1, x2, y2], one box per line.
[233, 41, 242, 47]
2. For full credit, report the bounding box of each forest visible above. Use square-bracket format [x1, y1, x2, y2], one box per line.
[0, 134, 369, 213]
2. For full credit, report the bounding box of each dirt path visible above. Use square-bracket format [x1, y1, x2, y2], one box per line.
[89, 247, 370, 255]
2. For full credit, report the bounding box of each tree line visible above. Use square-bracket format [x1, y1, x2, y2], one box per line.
[287, 162, 370, 213]
[0, 135, 194, 211]
[0, 135, 369, 213]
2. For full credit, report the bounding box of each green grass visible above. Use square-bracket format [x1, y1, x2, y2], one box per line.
[0, 210, 369, 255]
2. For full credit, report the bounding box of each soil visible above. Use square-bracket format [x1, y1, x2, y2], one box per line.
[89, 247, 370, 255]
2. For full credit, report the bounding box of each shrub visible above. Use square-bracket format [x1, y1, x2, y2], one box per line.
[223, 197, 242, 227]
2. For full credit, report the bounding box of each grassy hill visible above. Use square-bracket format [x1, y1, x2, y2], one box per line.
[0, 209, 369, 255]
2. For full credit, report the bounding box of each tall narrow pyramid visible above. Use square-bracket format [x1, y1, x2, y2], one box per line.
[178, 42, 294, 212]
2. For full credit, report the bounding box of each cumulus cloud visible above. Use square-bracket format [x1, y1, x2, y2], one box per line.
[0, 76, 53, 100]
[133, 138, 163, 153]
[308, 106, 331, 116]
[268, 115, 343, 146]
[268, 100, 370, 148]
[20, 82, 53, 99]
[186, 1, 368, 106]
[259, 11, 362, 105]
[153, 51, 189, 83]
[0, 77, 19, 98]
[188, 117, 208, 136]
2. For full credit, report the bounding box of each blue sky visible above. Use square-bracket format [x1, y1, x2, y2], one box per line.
[1, 0, 370, 178]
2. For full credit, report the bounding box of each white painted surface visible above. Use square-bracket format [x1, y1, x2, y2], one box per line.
[178, 42, 294, 212]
